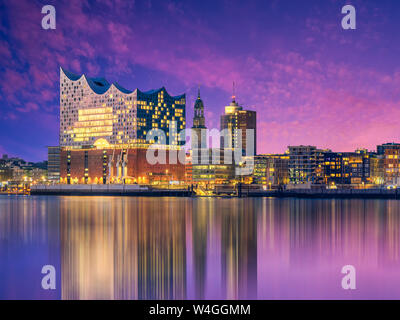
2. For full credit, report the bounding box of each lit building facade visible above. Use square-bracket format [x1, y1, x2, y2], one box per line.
[349, 151, 370, 184]
[60, 68, 185, 148]
[323, 151, 370, 186]
[370, 154, 384, 185]
[288, 146, 325, 184]
[0, 160, 12, 182]
[59, 142, 186, 185]
[377, 143, 400, 156]
[220, 97, 256, 156]
[190, 90, 235, 184]
[59, 68, 186, 184]
[191, 149, 235, 184]
[382, 145, 400, 186]
[254, 154, 289, 187]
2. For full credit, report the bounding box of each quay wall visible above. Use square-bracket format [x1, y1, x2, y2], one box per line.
[31, 184, 193, 197]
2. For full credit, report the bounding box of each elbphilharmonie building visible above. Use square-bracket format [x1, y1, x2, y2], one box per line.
[60, 68, 186, 149]
[58, 68, 187, 185]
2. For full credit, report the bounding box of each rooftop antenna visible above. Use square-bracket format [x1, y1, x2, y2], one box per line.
[232, 81, 236, 102]
[197, 84, 201, 98]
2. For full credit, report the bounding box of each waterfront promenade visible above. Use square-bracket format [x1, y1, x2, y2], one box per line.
[29, 184, 400, 199]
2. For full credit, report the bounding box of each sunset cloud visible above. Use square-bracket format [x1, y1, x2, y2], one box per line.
[1, 0, 400, 161]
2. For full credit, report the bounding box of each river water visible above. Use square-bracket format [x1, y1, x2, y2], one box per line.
[0, 195, 399, 299]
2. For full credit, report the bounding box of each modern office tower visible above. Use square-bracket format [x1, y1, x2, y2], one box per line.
[254, 154, 289, 187]
[220, 94, 256, 157]
[191, 88, 207, 164]
[58, 68, 186, 184]
[47, 146, 60, 183]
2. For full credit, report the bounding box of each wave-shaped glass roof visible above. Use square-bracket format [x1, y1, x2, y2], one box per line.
[61, 68, 185, 99]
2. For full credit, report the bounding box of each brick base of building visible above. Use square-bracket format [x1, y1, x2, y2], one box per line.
[60, 148, 187, 184]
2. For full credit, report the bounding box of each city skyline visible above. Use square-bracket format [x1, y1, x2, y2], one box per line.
[2, 0, 400, 162]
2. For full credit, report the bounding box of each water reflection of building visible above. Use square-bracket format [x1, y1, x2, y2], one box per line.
[190, 200, 210, 299]
[187, 199, 258, 299]
[137, 199, 187, 299]
[56, 197, 400, 300]
[60, 198, 187, 299]
[220, 199, 257, 299]
[256, 198, 400, 298]
[0, 198, 61, 299]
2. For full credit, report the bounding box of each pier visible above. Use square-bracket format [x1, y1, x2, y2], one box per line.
[30, 184, 194, 197]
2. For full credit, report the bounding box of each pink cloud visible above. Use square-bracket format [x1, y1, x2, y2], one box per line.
[16, 102, 39, 113]
[1, 0, 400, 156]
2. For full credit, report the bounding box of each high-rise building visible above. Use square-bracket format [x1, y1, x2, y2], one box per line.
[58, 68, 186, 184]
[47, 146, 60, 183]
[220, 94, 256, 157]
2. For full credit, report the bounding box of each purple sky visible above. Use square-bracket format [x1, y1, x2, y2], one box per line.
[1, 0, 400, 162]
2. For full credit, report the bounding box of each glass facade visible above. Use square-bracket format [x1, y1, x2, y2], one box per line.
[47, 146, 60, 183]
[60, 68, 186, 149]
